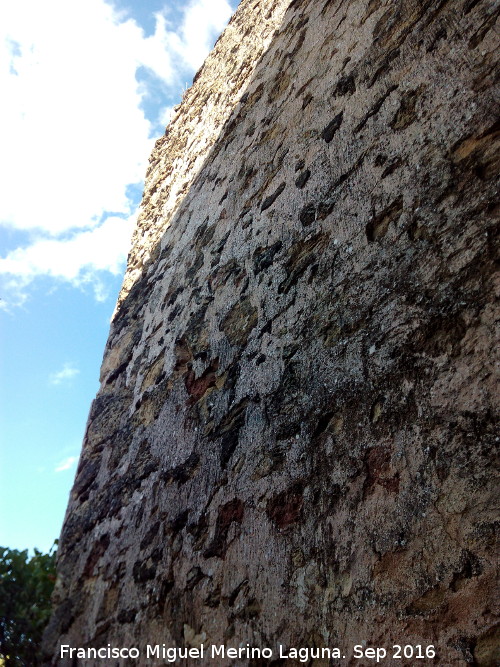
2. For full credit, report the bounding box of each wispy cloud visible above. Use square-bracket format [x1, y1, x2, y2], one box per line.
[1, 214, 135, 305]
[49, 363, 80, 386]
[0, 0, 234, 307]
[54, 455, 78, 473]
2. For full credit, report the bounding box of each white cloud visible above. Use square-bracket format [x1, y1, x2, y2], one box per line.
[147, 0, 233, 74]
[49, 363, 80, 386]
[54, 455, 78, 473]
[0, 0, 234, 306]
[0, 214, 134, 301]
[0, 0, 153, 235]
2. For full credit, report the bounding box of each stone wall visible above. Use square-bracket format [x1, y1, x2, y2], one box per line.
[44, 0, 499, 665]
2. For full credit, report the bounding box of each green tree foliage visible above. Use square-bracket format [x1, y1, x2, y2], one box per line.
[0, 543, 57, 666]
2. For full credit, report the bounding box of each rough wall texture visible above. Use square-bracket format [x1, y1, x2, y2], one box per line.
[45, 0, 499, 665]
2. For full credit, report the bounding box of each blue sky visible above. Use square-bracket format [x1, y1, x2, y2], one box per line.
[0, 0, 238, 553]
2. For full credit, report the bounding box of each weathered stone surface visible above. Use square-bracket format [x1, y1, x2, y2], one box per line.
[45, 0, 499, 665]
